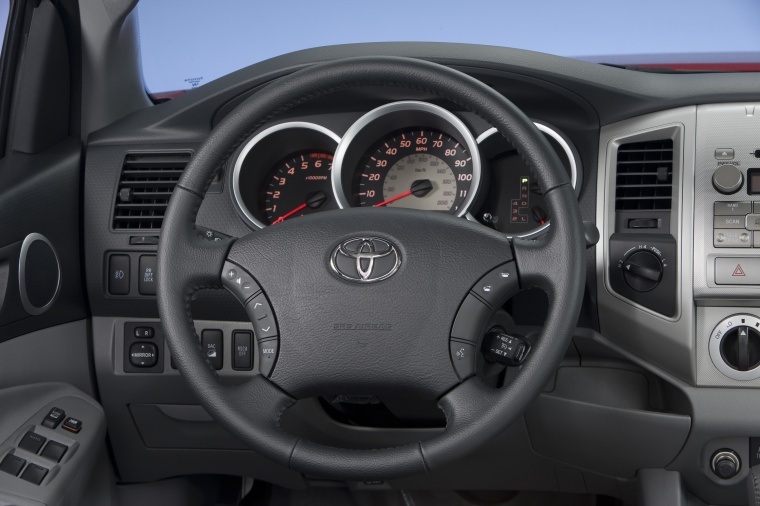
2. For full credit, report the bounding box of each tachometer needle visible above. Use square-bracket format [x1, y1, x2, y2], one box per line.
[272, 203, 307, 224]
[271, 191, 328, 224]
[373, 179, 433, 207]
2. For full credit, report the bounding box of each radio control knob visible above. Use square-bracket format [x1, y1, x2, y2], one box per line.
[713, 165, 744, 195]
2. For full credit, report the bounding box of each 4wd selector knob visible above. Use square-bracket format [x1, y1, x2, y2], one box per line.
[622, 250, 663, 292]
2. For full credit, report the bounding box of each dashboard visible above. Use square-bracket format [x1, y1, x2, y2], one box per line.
[76, 43, 760, 504]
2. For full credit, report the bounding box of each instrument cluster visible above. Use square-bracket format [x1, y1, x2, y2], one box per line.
[230, 101, 581, 238]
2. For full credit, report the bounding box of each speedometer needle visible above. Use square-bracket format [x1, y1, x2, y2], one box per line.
[373, 179, 433, 207]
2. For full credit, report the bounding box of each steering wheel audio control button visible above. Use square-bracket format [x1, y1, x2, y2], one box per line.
[451, 295, 492, 344]
[246, 295, 278, 340]
[258, 338, 279, 377]
[221, 261, 261, 304]
[472, 262, 519, 307]
[449, 340, 476, 380]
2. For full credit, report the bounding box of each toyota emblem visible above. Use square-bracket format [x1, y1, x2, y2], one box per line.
[330, 237, 401, 283]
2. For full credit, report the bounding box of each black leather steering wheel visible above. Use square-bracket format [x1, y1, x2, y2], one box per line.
[157, 56, 585, 481]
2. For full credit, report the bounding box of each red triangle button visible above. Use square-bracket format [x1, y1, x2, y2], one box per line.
[733, 264, 746, 276]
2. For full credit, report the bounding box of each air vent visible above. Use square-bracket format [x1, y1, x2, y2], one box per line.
[112, 153, 190, 230]
[615, 139, 673, 211]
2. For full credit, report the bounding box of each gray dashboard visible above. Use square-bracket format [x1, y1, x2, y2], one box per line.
[79, 43, 760, 504]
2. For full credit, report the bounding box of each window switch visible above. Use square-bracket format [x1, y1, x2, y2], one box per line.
[62, 417, 82, 434]
[40, 441, 68, 463]
[41, 407, 65, 429]
[20, 463, 48, 485]
[0, 454, 26, 477]
[18, 432, 46, 454]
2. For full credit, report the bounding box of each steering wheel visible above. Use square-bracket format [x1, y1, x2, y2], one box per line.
[157, 56, 585, 481]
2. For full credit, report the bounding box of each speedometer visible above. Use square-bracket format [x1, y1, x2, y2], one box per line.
[332, 101, 482, 217]
[354, 129, 473, 213]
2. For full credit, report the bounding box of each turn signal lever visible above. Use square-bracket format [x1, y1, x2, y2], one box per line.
[483, 328, 531, 366]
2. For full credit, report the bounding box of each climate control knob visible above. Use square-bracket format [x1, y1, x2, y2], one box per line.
[622, 250, 663, 292]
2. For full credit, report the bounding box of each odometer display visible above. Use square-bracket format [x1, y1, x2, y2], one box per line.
[353, 128, 474, 213]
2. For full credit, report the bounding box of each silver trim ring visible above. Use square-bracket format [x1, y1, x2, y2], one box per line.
[18, 233, 61, 316]
[709, 314, 760, 381]
[331, 101, 482, 218]
[231, 122, 341, 229]
[476, 123, 580, 239]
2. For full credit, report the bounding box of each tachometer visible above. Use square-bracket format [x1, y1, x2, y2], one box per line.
[260, 150, 336, 225]
[353, 129, 473, 213]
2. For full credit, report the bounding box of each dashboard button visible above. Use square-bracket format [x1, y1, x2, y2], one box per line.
[451, 294, 492, 344]
[715, 148, 735, 160]
[715, 257, 760, 285]
[472, 262, 519, 307]
[129, 342, 158, 367]
[746, 214, 760, 231]
[714, 229, 751, 248]
[41, 407, 65, 429]
[714, 216, 745, 229]
[232, 331, 253, 370]
[449, 340, 476, 380]
[258, 338, 279, 377]
[714, 201, 751, 215]
[108, 255, 130, 295]
[138, 255, 157, 295]
[201, 329, 223, 370]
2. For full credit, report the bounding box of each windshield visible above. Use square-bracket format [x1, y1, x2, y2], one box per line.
[137, 0, 760, 99]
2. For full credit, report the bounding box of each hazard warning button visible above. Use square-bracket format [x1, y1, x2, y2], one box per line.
[715, 257, 760, 285]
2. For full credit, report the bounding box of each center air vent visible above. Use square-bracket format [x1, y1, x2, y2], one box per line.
[112, 153, 190, 230]
[615, 139, 673, 211]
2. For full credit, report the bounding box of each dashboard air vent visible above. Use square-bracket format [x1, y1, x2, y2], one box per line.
[615, 139, 673, 211]
[112, 153, 190, 230]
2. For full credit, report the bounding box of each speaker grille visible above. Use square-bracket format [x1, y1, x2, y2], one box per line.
[24, 239, 59, 308]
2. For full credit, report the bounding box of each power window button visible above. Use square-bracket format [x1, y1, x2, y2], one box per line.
[18, 432, 46, 454]
[0, 454, 26, 476]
